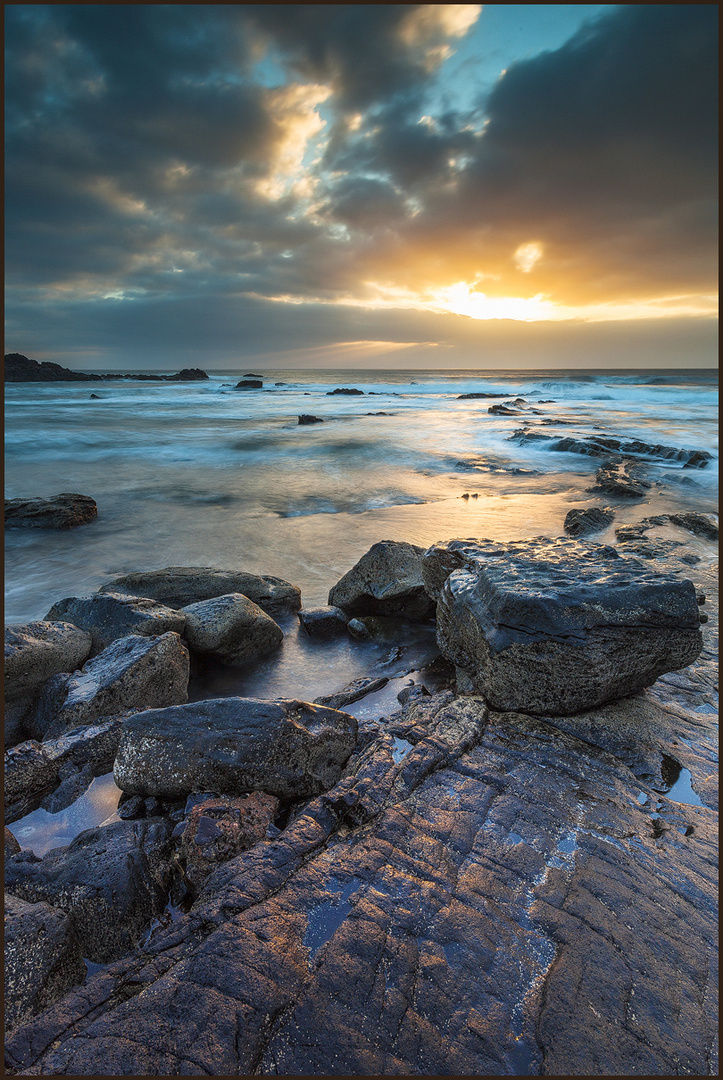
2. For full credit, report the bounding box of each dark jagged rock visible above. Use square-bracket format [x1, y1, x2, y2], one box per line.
[664, 512, 718, 541]
[89, 393, 100, 399]
[178, 792, 279, 893]
[113, 698, 357, 801]
[5, 819, 173, 964]
[5, 718, 124, 824]
[99, 566, 301, 616]
[4, 353, 103, 382]
[4, 893, 87, 1032]
[5, 493, 98, 529]
[44, 593, 186, 655]
[587, 459, 652, 498]
[298, 605, 349, 639]
[328, 540, 435, 620]
[164, 368, 208, 381]
[509, 427, 712, 468]
[314, 676, 389, 710]
[233, 379, 263, 389]
[5, 828, 22, 858]
[298, 414, 324, 424]
[564, 506, 615, 537]
[182, 593, 283, 666]
[422, 536, 703, 714]
[488, 404, 521, 415]
[457, 392, 508, 399]
[5, 679, 715, 1077]
[243, 373, 263, 378]
[326, 387, 364, 395]
[27, 632, 189, 742]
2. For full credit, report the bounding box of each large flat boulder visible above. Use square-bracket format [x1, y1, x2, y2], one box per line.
[99, 566, 301, 616]
[27, 632, 189, 741]
[182, 593, 282, 665]
[4, 893, 86, 1032]
[5, 819, 173, 964]
[45, 592, 186, 654]
[328, 540, 435, 620]
[5, 493, 98, 528]
[113, 698, 357, 800]
[422, 537, 703, 715]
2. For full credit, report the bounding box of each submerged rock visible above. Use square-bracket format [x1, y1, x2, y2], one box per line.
[423, 536, 703, 714]
[564, 506, 615, 537]
[326, 387, 364, 395]
[587, 459, 652, 498]
[113, 697, 357, 800]
[27, 632, 189, 741]
[314, 676, 389, 710]
[44, 592, 186, 655]
[328, 540, 435, 620]
[5, 819, 173, 964]
[233, 379, 263, 389]
[4, 893, 86, 1032]
[5, 493, 98, 529]
[182, 592, 283, 666]
[298, 414, 324, 424]
[99, 565, 301, 616]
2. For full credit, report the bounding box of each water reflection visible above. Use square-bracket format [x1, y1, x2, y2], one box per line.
[6, 773, 122, 857]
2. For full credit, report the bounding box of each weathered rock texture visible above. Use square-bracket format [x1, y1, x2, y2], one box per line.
[5, 718, 124, 824]
[178, 792, 279, 892]
[298, 605, 349, 638]
[4, 894, 87, 1032]
[182, 592, 282, 665]
[27, 632, 189, 741]
[5, 673, 716, 1076]
[113, 698, 357, 800]
[5, 819, 173, 965]
[44, 593, 186, 654]
[5, 493, 98, 529]
[587, 459, 652, 498]
[564, 506, 615, 536]
[422, 537, 703, 714]
[99, 565, 301, 615]
[328, 540, 435, 620]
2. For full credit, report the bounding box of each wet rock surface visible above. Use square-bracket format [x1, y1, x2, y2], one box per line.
[564, 505, 615, 536]
[4, 493, 98, 529]
[588, 458, 652, 498]
[181, 592, 283, 666]
[329, 540, 435, 620]
[44, 593, 186, 655]
[314, 675, 389, 710]
[423, 537, 703, 714]
[113, 697, 358, 800]
[510, 428, 712, 468]
[99, 565, 301, 616]
[178, 792, 279, 893]
[5, 819, 173, 964]
[27, 631, 190, 741]
[4, 893, 87, 1032]
[298, 604, 349, 638]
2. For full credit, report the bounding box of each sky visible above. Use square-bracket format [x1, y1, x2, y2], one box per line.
[4, 4, 718, 370]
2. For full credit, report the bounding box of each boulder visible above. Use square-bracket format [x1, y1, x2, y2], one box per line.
[298, 414, 324, 424]
[44, 593, 186, 654]
[328, 540, 435, 620]
[5, 819, 173, 964]
[5, 828, 21, 858]
[5, 621, 93, 703]
[99, 565, 301, 616]
[5, 717, 124, 824]
[233, 380, 262, 389]
[182, 593, 282, 666]
[4, 353, 103, 383]
[326, 387, 364, 395]
[4, 893, 86, 1032]
[564, 506, 615, 537]
[422, 537, 703, 715]
[113, 698, 357, 801]
[298, 605, 349, 639]
[27, 632, 189, 742]
[587, 459, 651, 498]
[5, 493, 98, 529]
[178, 792, 279, 892]
[164, 368, 209, 381]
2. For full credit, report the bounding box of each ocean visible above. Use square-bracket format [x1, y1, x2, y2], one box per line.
[5, 366, 718, 851]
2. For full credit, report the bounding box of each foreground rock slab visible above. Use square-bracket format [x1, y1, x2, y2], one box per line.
[44, 593, 186, 654]
[182, 592, 282, 665]
[113, 697, 358, 800]
[328, 540, 435, 620]
[6, 684, 716, 1076]
[99, 565, 301, 615]
[423, 537, 703, 714]
[4, 493, 98, 529]
[28, 631, 189, 741]
[563, 506, 615, 536]
[4, 894, 86, 1032]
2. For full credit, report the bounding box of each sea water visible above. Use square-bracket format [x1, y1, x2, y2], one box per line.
[5, 367, 717, 625]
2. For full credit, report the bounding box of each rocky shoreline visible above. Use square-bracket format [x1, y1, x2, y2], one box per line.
[4, 516, 718, 1075]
